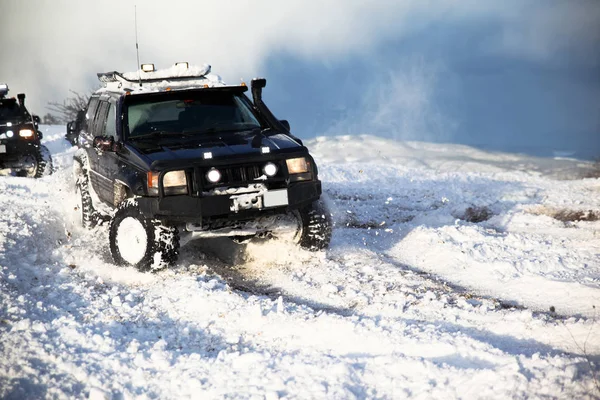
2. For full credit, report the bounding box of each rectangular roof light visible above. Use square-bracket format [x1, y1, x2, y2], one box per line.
[141, 64, 155, 72]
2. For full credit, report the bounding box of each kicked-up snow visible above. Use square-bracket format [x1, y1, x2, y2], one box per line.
[0, 126, 598, 399]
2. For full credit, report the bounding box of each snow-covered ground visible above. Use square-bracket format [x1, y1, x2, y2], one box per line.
[1, 126, 598, 399]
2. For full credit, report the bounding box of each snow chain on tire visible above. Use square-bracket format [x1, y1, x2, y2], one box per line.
[75, 160, 100, 229]
[35, 145, 53, 178]
[298, 199, 333, 251]
[109, 198, 180, 272]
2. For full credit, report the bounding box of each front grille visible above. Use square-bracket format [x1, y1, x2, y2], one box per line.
[222, 164, 262, 183]
[199, 161, 284, 188]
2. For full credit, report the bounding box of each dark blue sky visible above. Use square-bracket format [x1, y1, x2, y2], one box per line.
[263, 18, 600, 159]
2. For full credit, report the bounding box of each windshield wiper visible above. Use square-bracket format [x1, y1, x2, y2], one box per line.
[183, 125, 260, 136]
[129, 131, 195, 141]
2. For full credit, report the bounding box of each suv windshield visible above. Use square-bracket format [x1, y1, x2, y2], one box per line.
[0, 98, 23, 121]
[125, 91, 261, 139]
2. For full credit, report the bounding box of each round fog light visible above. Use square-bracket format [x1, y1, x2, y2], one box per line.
[6, 130, 13, 138]
[206, 168, 221, 183]
[263, 162, 278, 177]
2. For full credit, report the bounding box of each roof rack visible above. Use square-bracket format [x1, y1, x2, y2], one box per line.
[97, 69, 212, 85]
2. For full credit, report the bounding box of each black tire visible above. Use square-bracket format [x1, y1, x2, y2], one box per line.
[109, 199, 180, 272]
[75, 164, 98, 229]
[37, 145, 53, 177]
[297, 199, 332, 251]
[20, 145, 53, 178]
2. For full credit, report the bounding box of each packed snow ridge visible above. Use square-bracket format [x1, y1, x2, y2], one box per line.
[1, 127, 599, 399]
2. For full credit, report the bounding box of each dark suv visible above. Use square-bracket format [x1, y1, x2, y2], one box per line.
[74, 64, 331, 271]
[0, 84, 52, 177]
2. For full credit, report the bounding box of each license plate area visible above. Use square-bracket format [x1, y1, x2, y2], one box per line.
[0, 145, 6, 154]
[230, 189, 288, 213]
[263, 189, 288, 208]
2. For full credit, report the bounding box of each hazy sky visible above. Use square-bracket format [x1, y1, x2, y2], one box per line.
[1, 0, 599, 158]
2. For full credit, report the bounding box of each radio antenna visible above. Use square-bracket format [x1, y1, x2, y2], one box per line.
[135, 5, 142, 87]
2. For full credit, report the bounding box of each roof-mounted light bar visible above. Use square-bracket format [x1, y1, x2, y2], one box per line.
[175, 62, 189, 69]
[141, 63, 155, 72]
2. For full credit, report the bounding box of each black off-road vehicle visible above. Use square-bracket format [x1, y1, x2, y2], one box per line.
[0, 84, 52, 177]
[74, 63, 331, 271]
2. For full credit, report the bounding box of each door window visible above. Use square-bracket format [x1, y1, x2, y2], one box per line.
[104, 104, 117, 139]
[85, 98, 100, 131]
[92, 101, 109, 137]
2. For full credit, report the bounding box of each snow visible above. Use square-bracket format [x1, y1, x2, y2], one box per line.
[0, 126, 599, 399]
[101, 63, 227, 94]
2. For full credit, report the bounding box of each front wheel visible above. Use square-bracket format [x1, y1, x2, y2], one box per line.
[109, 199, 180, 272]
[19, 145, 53, 178]
[297, 199, 333, 251]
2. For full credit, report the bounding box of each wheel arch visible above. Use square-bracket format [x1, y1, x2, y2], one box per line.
[114, 179, 134, 206]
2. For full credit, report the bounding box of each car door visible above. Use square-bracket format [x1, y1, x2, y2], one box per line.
[88, 100, 112, 202]
[96, 101, 121, 206]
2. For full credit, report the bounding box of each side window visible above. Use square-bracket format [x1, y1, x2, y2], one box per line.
[92, 101, 109, 137]
[85, 98, 99, 131]
[104, 103, 117, 139]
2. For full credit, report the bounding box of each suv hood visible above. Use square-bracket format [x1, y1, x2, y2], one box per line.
[0, 117, 26, 127]
[129, 131, 303, 164]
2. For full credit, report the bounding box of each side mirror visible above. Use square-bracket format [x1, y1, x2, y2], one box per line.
[279, 120, 290, 132]
[67, 121, 74, 133]
[37, 131, 43, 140]
[93, 136, 116, 152]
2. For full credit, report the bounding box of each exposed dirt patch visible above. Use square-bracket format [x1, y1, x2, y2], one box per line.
[581, 160, 600, 179]
[342, 213, 414, 229]
[550, 209, 600, 222]
[529, 206, 600, 222]
[455, 206, 494, 223]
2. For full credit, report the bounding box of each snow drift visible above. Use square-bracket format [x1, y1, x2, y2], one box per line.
[0, 126, 598, 399]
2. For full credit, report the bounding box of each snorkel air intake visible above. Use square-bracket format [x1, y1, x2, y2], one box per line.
[251, 78, 302, 145]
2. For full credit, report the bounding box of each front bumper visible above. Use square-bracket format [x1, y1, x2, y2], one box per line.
[0, 141, 39, 169]
[137, 180, 321, 224]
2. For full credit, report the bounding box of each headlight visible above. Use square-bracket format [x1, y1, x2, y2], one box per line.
[286, 157, 308, 174]
[263, 162, 278, 177]
[19, 129, 35, 138]
[164, 170, 187, 187]
[206, 168, 221, 183]
[148, 170, 187, 188]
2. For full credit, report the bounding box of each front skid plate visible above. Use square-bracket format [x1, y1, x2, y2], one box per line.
[185, 213, 300, 240]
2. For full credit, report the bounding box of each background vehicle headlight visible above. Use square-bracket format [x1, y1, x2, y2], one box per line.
[206, 168, 221, 183]
[286, 157, 308, 174]
[263, 162, 278, 177]
[19, 129, 34, 138]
